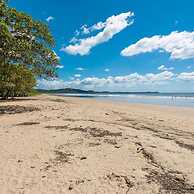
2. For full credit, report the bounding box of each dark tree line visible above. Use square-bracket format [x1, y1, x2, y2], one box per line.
[0, 0, 59, 99]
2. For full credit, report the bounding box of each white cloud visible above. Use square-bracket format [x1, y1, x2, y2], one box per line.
[76, 67, 85, 71]
[62, 11, 134, 56]
[67, 71, 175, 91]
[46, 16, 54, 22]
[121, 31, 194, 60]
[74, 74, 81, 78]
[79, 21, 109, 35]
[37, 79, 67, 90]
[177, 72, 194, 81]
[158, 65, 174, 71]
[37, 71, 194, 91]
[187, 65, 192, 69]
[56, 65, 64, 69]
[80, 25, 91, 34]
[69, 37, 79, 44]
[104, 68, 110, 72]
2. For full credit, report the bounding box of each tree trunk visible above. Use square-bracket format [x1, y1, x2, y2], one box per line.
[1, 96, 8, 100]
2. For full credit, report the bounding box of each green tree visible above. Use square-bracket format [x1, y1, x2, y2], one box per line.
[0, 64, 36, 98]
[0, 0, 59, 99]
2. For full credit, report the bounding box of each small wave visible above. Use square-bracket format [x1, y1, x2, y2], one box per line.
[59, 93, 194, 99]
[57, 93, 194, 108]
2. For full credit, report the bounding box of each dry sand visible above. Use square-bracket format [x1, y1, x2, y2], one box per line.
[0, 94, 194, 194]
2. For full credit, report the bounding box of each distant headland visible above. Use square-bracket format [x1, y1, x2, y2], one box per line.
[37, 88, 159, 95]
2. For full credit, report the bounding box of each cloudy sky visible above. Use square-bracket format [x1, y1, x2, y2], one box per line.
[10, 0, 194, 92]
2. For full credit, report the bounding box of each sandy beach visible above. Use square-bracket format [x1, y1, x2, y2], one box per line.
[0, 94, 194, 194]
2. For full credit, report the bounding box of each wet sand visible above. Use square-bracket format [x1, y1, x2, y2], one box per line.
[0, 94, 194, 194]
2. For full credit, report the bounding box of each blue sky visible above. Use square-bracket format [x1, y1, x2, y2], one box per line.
[10, 0, 194, 92]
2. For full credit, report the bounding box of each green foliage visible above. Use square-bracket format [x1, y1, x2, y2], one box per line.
[29, 89, 42, 96]
[0, 0, 59, 99]
[0, 64, 36, 98]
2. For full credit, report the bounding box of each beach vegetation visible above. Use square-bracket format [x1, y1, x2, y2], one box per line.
[0, 0, 59, 99]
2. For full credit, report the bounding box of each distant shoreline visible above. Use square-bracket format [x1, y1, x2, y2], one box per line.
[53, 92, 194, 108]
[37, 88, 194, 96]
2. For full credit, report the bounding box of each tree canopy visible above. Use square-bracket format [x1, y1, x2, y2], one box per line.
[0, 65, 36, 98]
[0, 0, 59, 99]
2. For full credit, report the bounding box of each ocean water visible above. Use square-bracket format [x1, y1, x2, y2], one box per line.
[58, 93, 194, 108]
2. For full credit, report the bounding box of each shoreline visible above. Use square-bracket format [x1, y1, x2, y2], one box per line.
[0, 94, 194, 194]
[55, 93, 194, 109]
[54, 93, 194, 110]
